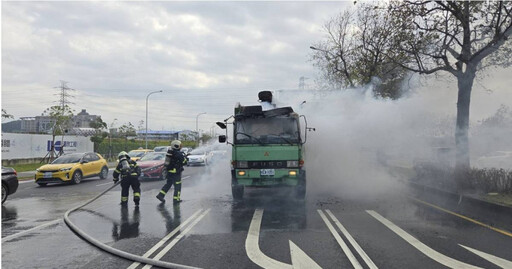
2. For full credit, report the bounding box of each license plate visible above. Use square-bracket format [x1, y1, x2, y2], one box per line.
[260, 169, 275, 176]
[44, 172, 52, 178]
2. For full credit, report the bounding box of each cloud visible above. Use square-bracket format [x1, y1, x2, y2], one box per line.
[2, 1, 510, 135]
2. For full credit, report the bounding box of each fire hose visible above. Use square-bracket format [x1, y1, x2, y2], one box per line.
[63, 180, 199, 269]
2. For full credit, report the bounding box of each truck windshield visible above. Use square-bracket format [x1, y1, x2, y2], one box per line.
[235, 117, 300, 144]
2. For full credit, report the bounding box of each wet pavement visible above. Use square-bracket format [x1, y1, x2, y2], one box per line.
[2, 164, 512, 268]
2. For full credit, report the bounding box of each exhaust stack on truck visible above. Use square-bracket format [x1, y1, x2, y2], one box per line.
[217, 91, 313, 200]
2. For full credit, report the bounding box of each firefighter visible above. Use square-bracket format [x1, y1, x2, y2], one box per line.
[113, 151, 142, 206]
[156, 140, 187, 204]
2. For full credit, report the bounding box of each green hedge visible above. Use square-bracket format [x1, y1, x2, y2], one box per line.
[96, 138, 197, 160]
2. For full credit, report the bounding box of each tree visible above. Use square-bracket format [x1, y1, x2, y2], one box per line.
[2, 109, 13, 120]
[89, 117, 108, 152]
[42, 105, 74, 162]
[383, 1, 512, 188]
[118, 122, 137, 138]
[310, 3, 409, 99]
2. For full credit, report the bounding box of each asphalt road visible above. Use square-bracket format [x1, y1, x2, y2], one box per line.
[2, 163, 512, 269]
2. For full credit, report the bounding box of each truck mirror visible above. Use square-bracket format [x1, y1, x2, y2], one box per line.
[218, 135, 227, 143]
[216, 122, 227, 129]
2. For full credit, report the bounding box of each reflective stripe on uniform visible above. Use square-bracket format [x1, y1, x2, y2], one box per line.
[121, 197, 128, 201]
[160, 190, 166, 195]
[131, 173, 138, 176]
[175, 181, 181, 184]
[183, 159, 187, 163]
[114, 169, 120, 173]
[134, 192, 140, 197]
[168, 168, 176, 173]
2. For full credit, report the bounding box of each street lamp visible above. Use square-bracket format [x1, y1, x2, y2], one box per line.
[146, 90, 163, 149]
[196, 112, 207, 145]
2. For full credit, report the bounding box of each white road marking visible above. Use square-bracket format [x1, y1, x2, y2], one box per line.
[19, 179, 35, 184]
[459, 244, 512, 268]
[289, 241, 322, 269]
[2, 219, 61, 242]
[182, 176, 191, 180]
[127, 209, 204, 269]
[325, 210, 378, 269]
[141, 208, 211, 269]
[366, 210, 482, 269]
[246, 209, 321, 269]
[318, 210, 362, 269]
[96, 182, 113, 187]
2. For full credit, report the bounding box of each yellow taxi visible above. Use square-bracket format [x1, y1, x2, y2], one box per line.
[35, 152, 109, 186]
[127, 149, 154, 161]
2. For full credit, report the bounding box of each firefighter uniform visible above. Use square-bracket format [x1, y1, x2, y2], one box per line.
[156, 141, 187, 204]
[113, 153, 142, 205]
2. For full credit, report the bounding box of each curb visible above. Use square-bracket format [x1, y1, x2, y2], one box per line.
[409, 181, 512, 210]
[408, 180, 512, 233]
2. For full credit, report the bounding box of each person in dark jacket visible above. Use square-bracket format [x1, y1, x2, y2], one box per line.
[156, 140, 187, 204]
[113, 151, 142, 206]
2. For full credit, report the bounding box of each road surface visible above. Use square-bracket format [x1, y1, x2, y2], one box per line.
[2, 164, 511, 269]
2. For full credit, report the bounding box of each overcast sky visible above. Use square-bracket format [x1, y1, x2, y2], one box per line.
[1, 1, 351, 132]
[1, 1, 511, 134]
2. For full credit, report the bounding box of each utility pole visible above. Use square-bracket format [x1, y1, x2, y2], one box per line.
[298, 76, 309, 90]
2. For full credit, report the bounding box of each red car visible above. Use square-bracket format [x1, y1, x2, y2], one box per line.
[137, 152, 167, 180]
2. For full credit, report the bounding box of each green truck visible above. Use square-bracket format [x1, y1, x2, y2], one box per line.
[217, 91, 313, 200]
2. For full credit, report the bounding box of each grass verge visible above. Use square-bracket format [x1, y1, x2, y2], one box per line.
[11, 163, 43, 172]
[481, 193, 512, 207]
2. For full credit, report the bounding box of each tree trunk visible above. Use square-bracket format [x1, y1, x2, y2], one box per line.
[454, 68, 476, 191]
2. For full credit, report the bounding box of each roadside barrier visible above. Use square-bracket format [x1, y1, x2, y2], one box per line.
[63, 181, 200, 269]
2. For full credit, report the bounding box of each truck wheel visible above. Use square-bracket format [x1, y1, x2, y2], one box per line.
[232, 184, 244, 200]
[295, 171, 306, 199]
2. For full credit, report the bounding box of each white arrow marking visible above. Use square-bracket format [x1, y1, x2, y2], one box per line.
[289, 241, 322, 269]
[246, 209, 322, 269]
[367, 210, 482, 269]
[459, 244, 512, 269]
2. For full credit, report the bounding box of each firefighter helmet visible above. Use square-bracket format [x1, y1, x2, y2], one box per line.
[171, 140, 182, 149]
[118, 151, 128, 159]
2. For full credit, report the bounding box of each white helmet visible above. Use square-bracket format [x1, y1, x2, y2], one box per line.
[171, 140, 182, 150]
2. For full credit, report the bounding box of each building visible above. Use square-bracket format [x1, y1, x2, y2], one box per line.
[73, 109, 100, 128]
[1, 109, 101, 134]
[136, 130, 179, 141]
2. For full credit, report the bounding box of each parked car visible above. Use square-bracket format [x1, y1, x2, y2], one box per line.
[127, 149, 153, 161]
[187, 149, 210, 166]
[138, 152, 167, 180]
[153, 146, 171, 152]
[35, 152, 109, 186]
[475, 151, 512, 170]
[2, 167, 19, 204]
[180, 147, 191, 155]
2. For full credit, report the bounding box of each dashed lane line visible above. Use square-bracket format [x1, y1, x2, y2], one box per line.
[127, 209, 204, 269]
[2, 219, 61, 243]
[324, 210, 378, 269]
[318, 210, 362, 269]
[366, 210, 482, 269]
[141, 209, 211, 269]
[459, 244, 512, 269]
